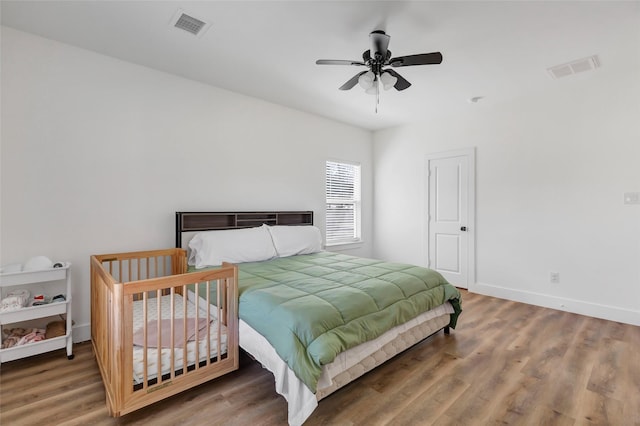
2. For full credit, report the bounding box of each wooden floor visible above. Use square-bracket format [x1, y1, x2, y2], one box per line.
[1, 290, 639, 426]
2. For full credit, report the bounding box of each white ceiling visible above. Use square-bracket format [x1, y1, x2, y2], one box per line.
[2, 1, 639, 131]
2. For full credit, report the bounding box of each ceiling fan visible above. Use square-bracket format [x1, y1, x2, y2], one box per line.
[316, 30, 443, 99]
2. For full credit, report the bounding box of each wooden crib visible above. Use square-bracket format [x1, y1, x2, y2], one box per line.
[90, 248, 238, 417]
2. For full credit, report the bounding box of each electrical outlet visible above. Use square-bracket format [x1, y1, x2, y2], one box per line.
[624, 192, 640, 205]
[550, 272, 560, 283]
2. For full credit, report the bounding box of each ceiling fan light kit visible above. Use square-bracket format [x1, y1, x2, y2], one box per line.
[380, 72, 398, 90]
[358, 71, 376, 90]
[358, 71, 398, 93]
[316, 30, 443, 111]
[365, 85, 378, 96]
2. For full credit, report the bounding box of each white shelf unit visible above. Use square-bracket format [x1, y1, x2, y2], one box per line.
[0, 263, 73, 362]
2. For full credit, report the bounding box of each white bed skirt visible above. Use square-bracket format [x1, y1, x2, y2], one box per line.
[239, 302, 454, 426]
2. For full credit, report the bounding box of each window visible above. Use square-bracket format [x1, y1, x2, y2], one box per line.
[325, 160, 361, 245]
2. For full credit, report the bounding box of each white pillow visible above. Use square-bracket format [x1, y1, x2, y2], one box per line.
[188, 224, 277, 269]
[267, 225, 323, 257]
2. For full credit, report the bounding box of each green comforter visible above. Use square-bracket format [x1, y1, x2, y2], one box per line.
[235, 251, 461, 393]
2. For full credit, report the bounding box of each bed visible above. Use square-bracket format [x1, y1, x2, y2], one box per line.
[90, 249, 238, 417]
[176, 211, 462, 425]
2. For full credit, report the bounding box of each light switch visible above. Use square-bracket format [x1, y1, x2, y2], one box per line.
[624, 192, 640, 205]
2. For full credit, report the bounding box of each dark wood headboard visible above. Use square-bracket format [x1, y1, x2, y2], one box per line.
[175, 211, 314, 248]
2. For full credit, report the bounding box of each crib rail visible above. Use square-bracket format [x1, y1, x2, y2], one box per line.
[90, 249, 238, 416]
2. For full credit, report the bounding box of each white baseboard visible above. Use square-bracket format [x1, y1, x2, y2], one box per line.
[72, 323, 91, 343]
[470, 282, 640, 326]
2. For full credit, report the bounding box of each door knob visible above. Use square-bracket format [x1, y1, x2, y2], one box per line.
[460, 226, 467, 231]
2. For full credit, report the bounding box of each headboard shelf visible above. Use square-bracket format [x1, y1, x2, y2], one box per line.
[176, 211, 314, 248]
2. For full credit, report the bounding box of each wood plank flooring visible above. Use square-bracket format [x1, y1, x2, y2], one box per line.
[2, 290, 639, 425]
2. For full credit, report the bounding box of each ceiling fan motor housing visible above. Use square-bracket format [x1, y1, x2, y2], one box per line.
[370, 30, 390, 60]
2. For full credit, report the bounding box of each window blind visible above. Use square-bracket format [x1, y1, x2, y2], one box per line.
[326, 161, 361, 244]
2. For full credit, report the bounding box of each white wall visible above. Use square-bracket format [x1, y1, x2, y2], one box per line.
[0, 27, 373, 341]
[373, 59, 640, 325]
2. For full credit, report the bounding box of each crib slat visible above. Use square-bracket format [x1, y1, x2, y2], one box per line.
[217, 279, 222, 363]
[142, 292, 148, 391]
[156, 289, 162, 384]
[182, 284, 188, 374]
[169, 288, 175, 380]
[205, 280, 211, 366]
[194, 283, 200, 370]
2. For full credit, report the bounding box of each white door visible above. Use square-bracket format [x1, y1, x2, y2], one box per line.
[427, 149, 475, 289]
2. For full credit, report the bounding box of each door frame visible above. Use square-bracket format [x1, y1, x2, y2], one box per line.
[424, 147, 476, 289]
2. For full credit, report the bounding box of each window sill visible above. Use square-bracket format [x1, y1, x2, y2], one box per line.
[325, 241, 363, 251]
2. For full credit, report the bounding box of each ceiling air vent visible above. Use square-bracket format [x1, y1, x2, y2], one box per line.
[547, 55, 600, 79]
[170, 9, 211, 38]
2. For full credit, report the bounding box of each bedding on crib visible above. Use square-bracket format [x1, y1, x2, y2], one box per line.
[131, 292, 228, 384]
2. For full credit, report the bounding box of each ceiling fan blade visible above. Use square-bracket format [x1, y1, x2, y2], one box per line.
[390, 52, 443, 67]
[339, 71, 368, 90]
[370, 30, 390, 59]
[385, 69, 411, 91]
[316, 59, 366, 66]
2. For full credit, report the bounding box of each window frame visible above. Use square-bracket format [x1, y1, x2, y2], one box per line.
[325, 160, 362, 246]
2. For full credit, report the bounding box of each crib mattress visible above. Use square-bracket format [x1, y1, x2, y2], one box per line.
[132, 293, 228, 384]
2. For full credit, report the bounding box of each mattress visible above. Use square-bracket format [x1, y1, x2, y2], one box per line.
[240, 301, 454, 426]
[132, 292, 228, 384]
